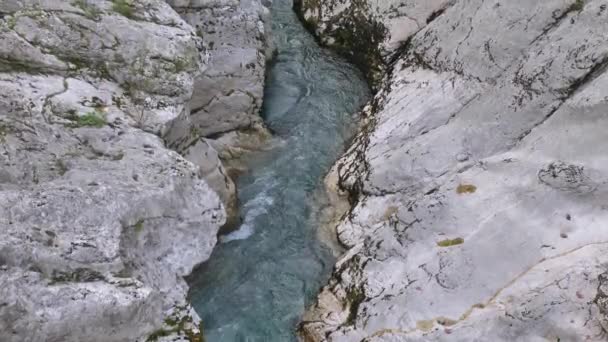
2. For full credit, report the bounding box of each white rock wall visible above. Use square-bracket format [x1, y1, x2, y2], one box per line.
[298, 0, 608, 341]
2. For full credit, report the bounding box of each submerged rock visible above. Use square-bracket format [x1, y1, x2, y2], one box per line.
[298, 0, 608, 341]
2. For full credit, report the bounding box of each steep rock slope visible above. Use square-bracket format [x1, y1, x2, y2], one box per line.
[295, 0, 452, 87]
[168, 0, 274, 220]
[298, 0, 608, 341]
[0, 0, 268, 340]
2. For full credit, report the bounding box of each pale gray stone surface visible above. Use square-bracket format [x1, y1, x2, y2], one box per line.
[298, 0, 608, 341]
[0, 0, 263, 340]
[183, 138, 237, 218]
[297, 0, 450, 54]
[166, 0, 273, 217]
[168, 0, 272, 141]
[295, 0, 451, 86]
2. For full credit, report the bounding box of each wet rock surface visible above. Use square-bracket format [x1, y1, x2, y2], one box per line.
[297, 0, 608, 341]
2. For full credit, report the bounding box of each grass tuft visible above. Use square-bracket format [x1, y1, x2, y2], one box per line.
[72, 111, 107, 128]
[437, 237, 464, 248]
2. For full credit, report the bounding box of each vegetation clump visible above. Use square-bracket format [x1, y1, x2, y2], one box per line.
[171, 57, 192, 73]
[437, 237, 465, 247]
[5, 16, 17, 30]
[345, 286, 365, 326]
[569, 0, 585, 12]
[69, 111, 107, 128]
[112, 0, 135, 19]
[72, 0, 102, 20]
[294, 0, 388, 89]
[456, 184, 477, 194]
[147, 314, 205, 342]
[134, 219, 144, 233]
[0, 124, 8, 143]
[50, 268, 104, 284]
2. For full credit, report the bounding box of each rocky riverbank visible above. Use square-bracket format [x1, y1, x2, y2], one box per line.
[0, 0, 272, 341]
[296, 0, 608, 341]
[168, 0, 274, 223]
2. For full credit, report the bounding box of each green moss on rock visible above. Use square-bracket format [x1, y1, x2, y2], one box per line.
[134, 219, 144, 233]
[49, 268, 105, 284]
[345, 286, 365, 326]
[0, 123, 9, 143]
[147, 314, 205, 342]
[329, 14, 387, 89]
[112, 0, 135, 19]
[72, 0, 102, 20]
[294, 0, 388, 90]
[569, 0, 585, 12]
[70, 111, 107, 128]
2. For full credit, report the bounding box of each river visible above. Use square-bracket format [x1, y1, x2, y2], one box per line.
[187, 1, 370, 340]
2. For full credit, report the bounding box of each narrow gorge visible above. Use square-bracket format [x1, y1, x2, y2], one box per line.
[2, 0, 608, 342]
[187, 0, 369, 340]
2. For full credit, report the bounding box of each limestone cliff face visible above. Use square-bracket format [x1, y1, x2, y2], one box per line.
[168, 0, 272, 139]
[297, 0, 608, 341]
[168, 0, 274, 221]
[294, 0, 452, 88]
[0, 0, 270, 341]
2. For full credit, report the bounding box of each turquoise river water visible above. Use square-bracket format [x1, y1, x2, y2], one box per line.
[187, 1, 370, 340]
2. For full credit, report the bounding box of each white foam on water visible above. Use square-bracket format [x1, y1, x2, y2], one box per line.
[220, 188, 276, 243]
[220, 223, 255, 243]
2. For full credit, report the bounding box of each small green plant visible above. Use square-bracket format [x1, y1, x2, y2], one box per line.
[72, 111, 107, 128]
[5, 16, 17, 30]
[72, 0, 101, 20]
[49, 268, 104, 285]
[134, 219, 144, 233]
[0, 124, 8, 143]
[146, 329, 171, 341]
[569, 0, 585, 12]
[112, 0, 135, 19]
[190, 126, 200, 139]
[172, 58, 191, 73]
[345, 286, 365, 326]
[147, 314, 205, 342]
[437, 237, 465, 247]
[456, 184, 477, 194]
